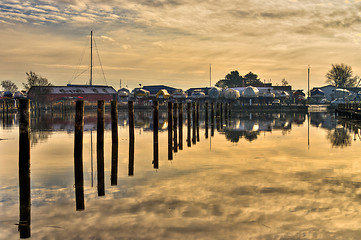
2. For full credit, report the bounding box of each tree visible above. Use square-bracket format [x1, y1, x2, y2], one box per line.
[243, 72, 262, 86]
[281, 78, 288, 86]
[215, 70, 263, 88]
[326, 63, 357, 88]
[1, 80, 18, 93]
[23, 71, 52, 92]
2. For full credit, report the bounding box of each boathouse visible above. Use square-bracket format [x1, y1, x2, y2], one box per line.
[27, 84, 117, 102]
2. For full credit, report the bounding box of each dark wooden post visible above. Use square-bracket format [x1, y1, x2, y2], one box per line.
[211, 102, 215, 137]
[111, 100, 118, 185]
[173, 103, 178, 153]
[216, 102, 220, 131]
[196, 102, 200, 142]
[192, 102, 196, 144]
[178, 103, 183, 150]
[187, 102, 191, 147]
[220, 103, 223, 129]
[128, 101, 135, 175]
[168, 102, 173, 160]
[2, 100, 5, 128]
[74, 100, 85, 210]
[97, 100, 105, 196]
[153, 100, 159, 169]
[228, 102, 231, 117]
[18, 99, 31, 238]
[205, 102, 209, 139]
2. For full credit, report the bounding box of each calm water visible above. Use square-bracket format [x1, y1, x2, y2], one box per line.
[1, 109, 361, 239]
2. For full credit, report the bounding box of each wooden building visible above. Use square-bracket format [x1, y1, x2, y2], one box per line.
[27, 84, 117, 102]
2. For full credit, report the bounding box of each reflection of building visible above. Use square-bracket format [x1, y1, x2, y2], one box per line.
[221, 112, 301, 142]
[310, 112, 337, 130]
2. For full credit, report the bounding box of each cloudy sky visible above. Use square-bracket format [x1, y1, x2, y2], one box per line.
[1, 0, 361, 90]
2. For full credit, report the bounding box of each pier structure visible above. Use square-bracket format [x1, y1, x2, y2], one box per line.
[336, 103, 361, 120]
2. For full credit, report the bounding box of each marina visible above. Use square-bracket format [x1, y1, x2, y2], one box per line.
[1, 99, 361, 239]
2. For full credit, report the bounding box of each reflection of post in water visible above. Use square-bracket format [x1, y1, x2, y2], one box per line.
[192, 102, 196, 144]
[153, 100, 159, 169]
[97, 100, 105, 196]
[196, 102, 200, 142]
[178, 103, 183, 150]
[173, 103, 178, 153]
[211, 102, 214, 137]
[168, 102, 173, 160]
[111, 100, 118, 185]
[74, 100, 85, 210]
[18, 99, 31, 238]
[205, 102, 209, 139]
[187, 102, 191, 147]
[128, 101, 135, 175]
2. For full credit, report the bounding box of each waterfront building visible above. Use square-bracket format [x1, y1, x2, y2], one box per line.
[27, 84, 117, 102]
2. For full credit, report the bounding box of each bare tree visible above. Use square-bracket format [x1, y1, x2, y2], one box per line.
[1, 80, 18, 93]
[23, 71, 52, 92]
[326, 63, 357, 88]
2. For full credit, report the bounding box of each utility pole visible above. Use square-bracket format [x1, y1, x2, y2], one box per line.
[210, 64, 212, 87]
[308, 65, 310, 99]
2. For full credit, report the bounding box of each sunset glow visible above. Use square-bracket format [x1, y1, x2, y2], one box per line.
[1, 0, 361, 90]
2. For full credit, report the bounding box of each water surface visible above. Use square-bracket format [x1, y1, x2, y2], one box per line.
[1, 110, 361, 239]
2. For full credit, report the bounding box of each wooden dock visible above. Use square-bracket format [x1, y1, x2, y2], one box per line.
[336, 103, 361, 120]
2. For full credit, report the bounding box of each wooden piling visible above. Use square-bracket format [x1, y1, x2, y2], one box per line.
[153, 100, 159, 169]
[97, 100, 105, 196]
[173, 103, 178, 153]
[205, 102, 209, 139]
[18, 99, 31, 238]
[216, 102, 220, 131]
[111, 100, 118, 185]
[74, 100, 84, 210]
[220, 103, 223, 129]
[168, 102, 173, 160]
[196, 102, 200, 142]
[211, 102, 215, 137]
[178, 103, 183, 150]
[128, 101, 135, 175]
[192, 102, 196, 144]
[187, 102, 191, 147]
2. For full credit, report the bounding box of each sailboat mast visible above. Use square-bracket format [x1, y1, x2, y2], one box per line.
[90, 30, 93, 86]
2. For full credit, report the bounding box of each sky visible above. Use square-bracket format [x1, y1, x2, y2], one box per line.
[1, 0, 361, 91]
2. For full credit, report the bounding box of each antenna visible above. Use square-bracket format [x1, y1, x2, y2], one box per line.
[308, 65, 310, 99]
[210, 64, 212, 87]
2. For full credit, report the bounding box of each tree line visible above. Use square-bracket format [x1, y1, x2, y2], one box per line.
[215, 64, 360, 89]
[1, 64, 360, 93]
[1, 71, 52, 93]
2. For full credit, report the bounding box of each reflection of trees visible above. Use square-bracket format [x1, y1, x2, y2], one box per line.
[224, 130, 259, 143]
[327, 128, 351, 148]
[31, 131, 53, 147]
[30, 113, 55, 147]
[244, 131, 258, 142]
[225, 131, 241, 143]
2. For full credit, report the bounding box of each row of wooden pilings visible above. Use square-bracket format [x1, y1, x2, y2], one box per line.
[17, 98, 231, 239]
[336, 103, 361, 120]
